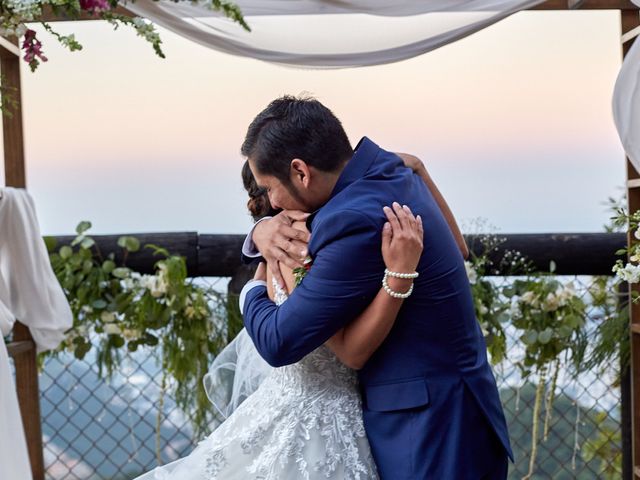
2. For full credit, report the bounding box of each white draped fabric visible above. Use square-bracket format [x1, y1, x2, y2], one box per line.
[0, 187, 74, 480]
[0, 188, 73, 352]
[122, 0, 640, 170]
[0, 307, 31, 480]
[613, 0, 640, 171]
[124, 0, 547, 68]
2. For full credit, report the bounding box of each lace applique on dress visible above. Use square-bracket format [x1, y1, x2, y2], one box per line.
[198, 277, 378, 479]
[272, 277, 289, 306]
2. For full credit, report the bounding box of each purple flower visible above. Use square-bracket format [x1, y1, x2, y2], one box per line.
[79, 0, 111, 13]
[22, 29, 47, 69]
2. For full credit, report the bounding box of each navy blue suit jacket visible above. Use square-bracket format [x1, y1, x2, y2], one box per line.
[243, 137, 512, 478]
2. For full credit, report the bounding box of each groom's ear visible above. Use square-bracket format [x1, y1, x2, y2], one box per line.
[290, 159, 311, 189]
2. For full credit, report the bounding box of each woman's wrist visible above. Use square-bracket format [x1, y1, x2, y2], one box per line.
[386, 276, 413, 294]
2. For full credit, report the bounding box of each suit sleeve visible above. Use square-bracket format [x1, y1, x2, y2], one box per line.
[242, 210, 383, 367]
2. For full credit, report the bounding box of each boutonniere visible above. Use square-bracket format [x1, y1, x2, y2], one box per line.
[293, 256, 313, 286]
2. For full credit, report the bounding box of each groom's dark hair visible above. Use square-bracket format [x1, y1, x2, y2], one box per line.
[241, 95, 353, 182]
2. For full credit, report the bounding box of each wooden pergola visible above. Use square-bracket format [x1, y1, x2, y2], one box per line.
[2, 1, 640, 478]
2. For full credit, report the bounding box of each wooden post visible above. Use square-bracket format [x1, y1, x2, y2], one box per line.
[1, 36, 45, 480]
[622, 10, 640, 478]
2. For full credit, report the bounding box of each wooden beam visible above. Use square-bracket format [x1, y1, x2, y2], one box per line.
[0, 37, 20, 59]
[623, 8, 640, 478]
[7, 340, 34, 357]
[46, 231, 626, 277]
[32, 0, 640, 21]
[623, 25, 640, 44]
[38, 4, 135, 22]
[1, 41, 26, 187]
[1, 37, 45, 480]
[530, 0, 639, 9]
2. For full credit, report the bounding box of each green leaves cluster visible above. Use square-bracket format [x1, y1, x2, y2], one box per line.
[506, 275, 587, 377]
[43, 221, 241, 439]
[465, 232, 532, 364]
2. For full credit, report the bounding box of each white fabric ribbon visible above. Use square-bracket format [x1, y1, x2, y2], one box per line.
[123, 0, 547, 68]
[0, 187, 73, 353]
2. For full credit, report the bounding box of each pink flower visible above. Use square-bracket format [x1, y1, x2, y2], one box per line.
[22, 30, 47, 69]
[79, 0, 111, 13]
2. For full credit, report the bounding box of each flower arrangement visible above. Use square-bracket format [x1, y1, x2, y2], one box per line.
[0, 0, 248, 70]
[43, 221, 242, 443]
[505, 269, 587, 480]
[462, 224, 592, 479]
[464, 228, 532, 364]
[612, 204, 640, 294]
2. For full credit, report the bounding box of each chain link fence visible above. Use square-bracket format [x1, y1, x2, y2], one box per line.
[8, 274, 624, 479]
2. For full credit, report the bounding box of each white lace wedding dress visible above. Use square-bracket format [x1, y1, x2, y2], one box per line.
[134, 284, 378, 480]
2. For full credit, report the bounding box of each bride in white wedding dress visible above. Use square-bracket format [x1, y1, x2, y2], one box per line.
[134, 165, 424, 480]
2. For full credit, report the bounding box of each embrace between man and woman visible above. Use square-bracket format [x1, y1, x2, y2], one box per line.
[136, 95, 511, 480]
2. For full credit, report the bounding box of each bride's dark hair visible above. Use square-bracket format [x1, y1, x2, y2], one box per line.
[242, 161, 280, 221]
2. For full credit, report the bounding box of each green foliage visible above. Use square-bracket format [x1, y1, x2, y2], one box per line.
[465, 230, 532, 364]
[582, 411, 623, 480]
[41, 221, 237, 439]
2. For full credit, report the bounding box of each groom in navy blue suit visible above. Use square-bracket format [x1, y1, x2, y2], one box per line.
[240, 96, 512, 479]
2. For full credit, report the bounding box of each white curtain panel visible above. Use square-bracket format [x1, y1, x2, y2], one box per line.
[613, 3, 640, 171]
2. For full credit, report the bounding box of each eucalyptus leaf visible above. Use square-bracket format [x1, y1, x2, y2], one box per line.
[102, 260, 116, 273]
[538, 328, 553, 344]
[112, 267, 131, 279]
[92, 299, 107, 309]
[76, 221, 92, 234]
[59, 245, 73, 260]
[81, 237, 95, 249]
[521, 330, 538, 345]
[118, 236, 140, 252]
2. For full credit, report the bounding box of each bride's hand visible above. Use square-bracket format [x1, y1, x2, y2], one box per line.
[381, 202, 423, 274]
[395, 152, 426, 177]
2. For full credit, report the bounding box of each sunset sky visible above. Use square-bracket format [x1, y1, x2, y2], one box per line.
[0, 10, 626, 236]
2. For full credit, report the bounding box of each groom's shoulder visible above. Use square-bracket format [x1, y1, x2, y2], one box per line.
[309, 205, 380, 252]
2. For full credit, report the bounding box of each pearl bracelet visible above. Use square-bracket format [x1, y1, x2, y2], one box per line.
[384, 268, 419, 279]
[382, 271, 414, 299]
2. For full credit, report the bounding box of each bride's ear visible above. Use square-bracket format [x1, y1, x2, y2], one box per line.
[290, 159, 311, 189]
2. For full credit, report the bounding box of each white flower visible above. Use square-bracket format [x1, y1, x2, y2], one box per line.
[122, 328, 141, 340]
[104, 324, 121, 335]
[634, 229, 640, 240]
[542, 292, 560, 312]
[122, 278, 136, 291]
[614, 262, 640, 284]
[101, 311, 116, 323]
[464, 261, 478, 284]
[140, 274, 167, 297]
[520, 291, 537, 306]
[479, 305, 489, 315]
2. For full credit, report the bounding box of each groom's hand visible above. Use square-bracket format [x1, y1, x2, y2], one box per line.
[252, 210, 311, 287]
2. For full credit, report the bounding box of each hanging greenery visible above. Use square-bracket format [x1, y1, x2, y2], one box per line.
[0, 0, 247, 70]
[464, 230, 532, 364]
[41, 221, 243, 442]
